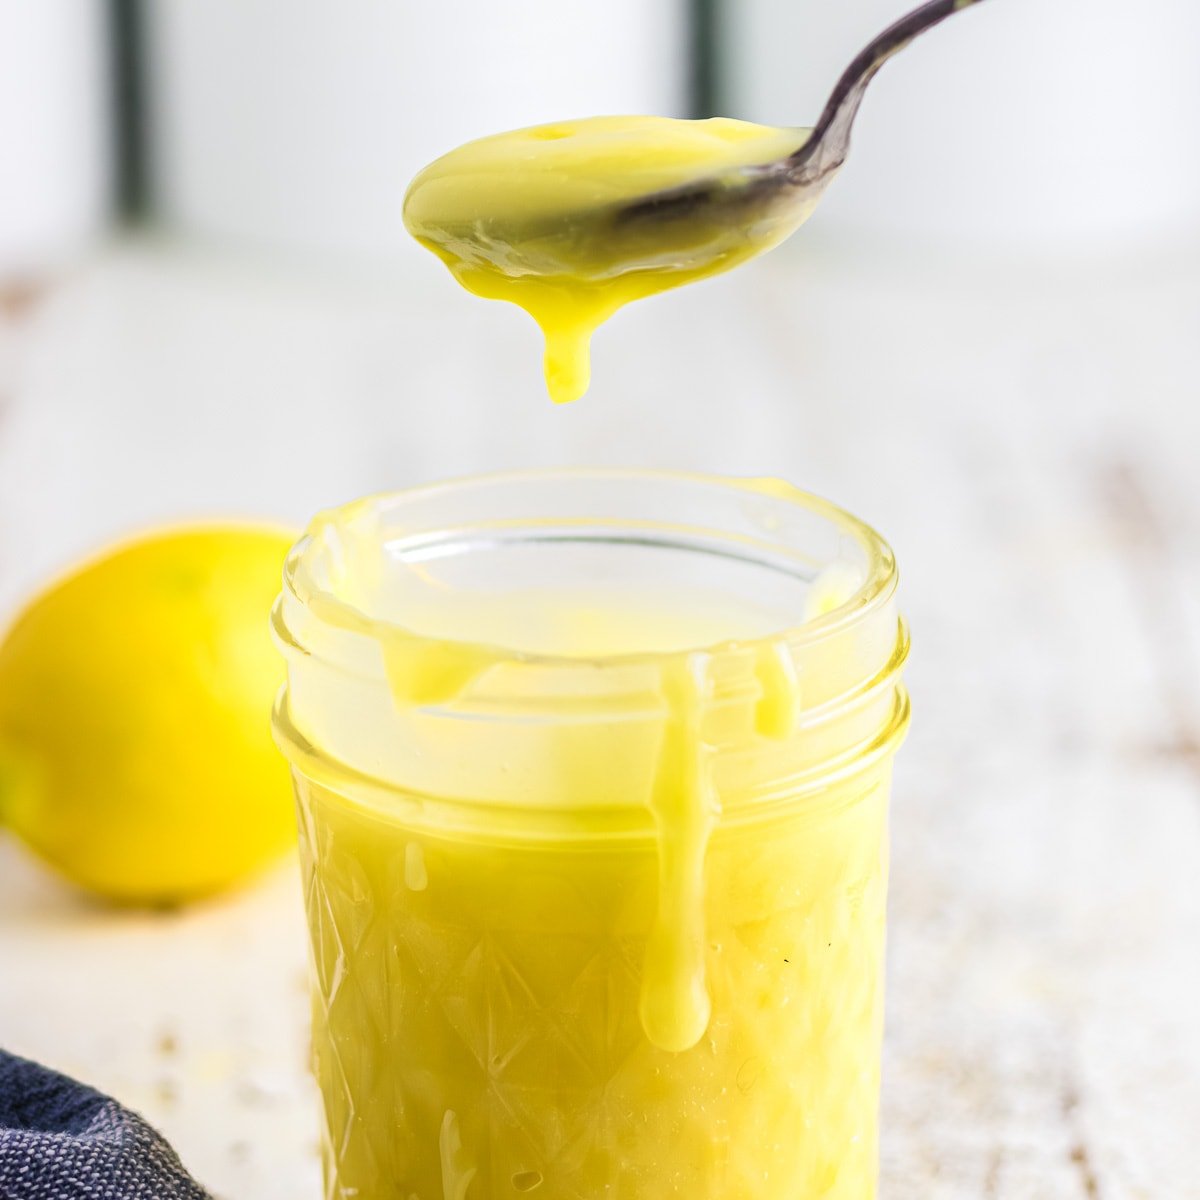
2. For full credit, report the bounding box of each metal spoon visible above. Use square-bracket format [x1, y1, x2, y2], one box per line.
[616, 0, 989, 231]
[405, 0, 989, 293]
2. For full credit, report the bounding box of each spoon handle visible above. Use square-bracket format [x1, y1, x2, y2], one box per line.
[789, 0, 989, 186]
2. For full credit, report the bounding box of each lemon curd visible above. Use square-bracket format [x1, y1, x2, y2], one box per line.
[403, 116, 816, 402]
[273, 472, 909, 1200]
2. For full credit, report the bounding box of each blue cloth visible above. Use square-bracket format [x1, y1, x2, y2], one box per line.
[0, 1051, 210, 1200]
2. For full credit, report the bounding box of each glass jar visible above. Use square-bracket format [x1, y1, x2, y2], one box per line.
[272, 469, 909, 1200]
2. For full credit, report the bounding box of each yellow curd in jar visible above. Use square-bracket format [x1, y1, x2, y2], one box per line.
[273, 473, 908, 1200]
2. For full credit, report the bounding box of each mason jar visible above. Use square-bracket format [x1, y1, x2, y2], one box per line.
[272, 469, 909, 1200]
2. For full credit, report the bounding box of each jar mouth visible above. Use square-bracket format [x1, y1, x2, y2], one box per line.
[277, 467, 898, 673]
[273, 468, 908, 819]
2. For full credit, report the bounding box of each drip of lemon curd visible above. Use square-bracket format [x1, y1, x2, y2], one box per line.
[403, 116, 815, 402]
[348, 570, 815, 1057]
[364, 556, 861, 1053]
[373, 593, 811, 1058]
[366, 566, 864, 1057]
[297, 499, 870, 1060]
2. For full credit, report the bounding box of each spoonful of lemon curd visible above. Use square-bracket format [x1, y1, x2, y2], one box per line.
[403, 0, 987, 403]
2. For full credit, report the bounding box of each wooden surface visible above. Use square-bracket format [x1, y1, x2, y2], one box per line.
[0, 236, 1198, 1199]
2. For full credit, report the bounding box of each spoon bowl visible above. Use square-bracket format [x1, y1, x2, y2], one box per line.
[403, 0, 989, 401]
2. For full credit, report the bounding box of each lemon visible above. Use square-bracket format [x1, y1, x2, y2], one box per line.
[0, 524, 297, 904]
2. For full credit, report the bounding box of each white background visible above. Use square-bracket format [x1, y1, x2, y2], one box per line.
[1, 1, 1199, 1196]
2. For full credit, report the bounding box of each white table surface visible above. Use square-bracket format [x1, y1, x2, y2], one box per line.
[1, 233, 1198, 1199]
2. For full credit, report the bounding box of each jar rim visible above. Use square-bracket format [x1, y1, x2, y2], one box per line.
[281, 467, 898, 671]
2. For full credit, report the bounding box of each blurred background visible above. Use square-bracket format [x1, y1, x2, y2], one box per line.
[1, 2, 1198, 1198]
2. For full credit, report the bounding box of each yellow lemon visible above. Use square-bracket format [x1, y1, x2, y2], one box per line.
[0, 524, 297, 904]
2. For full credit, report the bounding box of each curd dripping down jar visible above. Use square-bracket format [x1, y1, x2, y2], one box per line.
[272, 469, 910, 1200]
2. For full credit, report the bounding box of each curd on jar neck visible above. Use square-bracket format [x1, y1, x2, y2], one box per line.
[403, 116, 817, 404]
